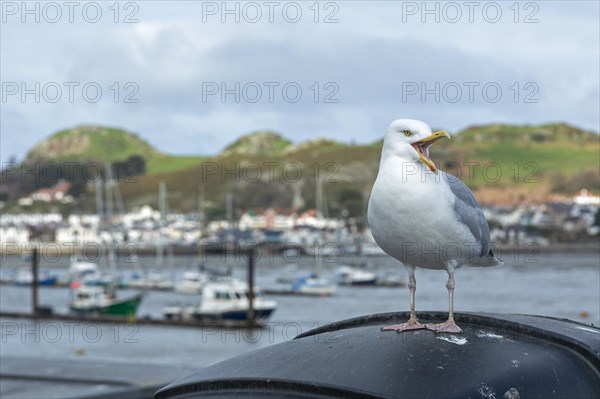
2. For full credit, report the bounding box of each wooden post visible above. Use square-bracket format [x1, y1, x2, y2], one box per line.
[31, 247, 39, 315]
[247, 246, 255, 324]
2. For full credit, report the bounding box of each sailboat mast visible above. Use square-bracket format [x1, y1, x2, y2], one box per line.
[316, 176, 323, 219]
[105, 164, 116, 275]
[157, 181, 166, 268]
[226, 192, 233, 227]
[113, 183, 126, 216]
[159, 181, 167, 221]
[105, 164, 114, 227]
[197, 184, 205, 265]
[95, 178, 104, 227]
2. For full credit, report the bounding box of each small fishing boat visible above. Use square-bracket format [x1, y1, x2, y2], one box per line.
[163, 279, 277, 321]
[174, 271, 209, 295]
[266, 274, 337, 297]
[69, 282, 144, 317]
[290, 274, 336, 296]
[196, 280, 277, 321]
[335, 266, 377, 286]
[126, 272, 173, 291]
[68, 259, 117, 287]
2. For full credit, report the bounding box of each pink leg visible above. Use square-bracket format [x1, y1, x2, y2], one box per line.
[426, 270, 462, 334]
[381, 267, 427, 332]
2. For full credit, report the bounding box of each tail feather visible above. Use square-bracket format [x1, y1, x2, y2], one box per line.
[467, 250, 503, 267]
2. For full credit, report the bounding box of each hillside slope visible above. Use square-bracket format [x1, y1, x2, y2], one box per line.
[25, 125, 204, 175]
[15, 123, 600, 214]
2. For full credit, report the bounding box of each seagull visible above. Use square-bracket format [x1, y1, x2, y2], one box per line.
[368, 119, 502, 333]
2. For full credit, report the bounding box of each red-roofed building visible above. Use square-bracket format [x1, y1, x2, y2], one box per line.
[29, 180, 71, 203]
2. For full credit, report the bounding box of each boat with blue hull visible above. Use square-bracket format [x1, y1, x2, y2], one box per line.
[14, 269, 58, 287]
[163, 279, 277, 322]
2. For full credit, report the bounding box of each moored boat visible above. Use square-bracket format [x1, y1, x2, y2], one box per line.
[69, 282, 143, 317]
[290, 274, 336, 296]
[335, 266, 377, 286]
[163, 279, 277, 321]
[126, 272, 173, 291]
[174, 271, 208, 295]
[14, 269, 58, 286]
[196, 280, 277, 321]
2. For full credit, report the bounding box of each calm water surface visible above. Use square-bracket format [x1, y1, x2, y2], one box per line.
[1, 252, 598, 368]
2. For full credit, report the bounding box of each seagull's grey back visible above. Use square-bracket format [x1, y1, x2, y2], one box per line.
[441, 171, 493, 258]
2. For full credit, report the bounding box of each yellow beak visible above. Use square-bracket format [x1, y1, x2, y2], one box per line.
[412, 130, 450, 173]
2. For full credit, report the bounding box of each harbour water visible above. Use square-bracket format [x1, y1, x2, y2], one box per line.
[1, 251, 599, 370]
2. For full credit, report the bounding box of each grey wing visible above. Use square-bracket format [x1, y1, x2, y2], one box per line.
[441, 171, 493, 257]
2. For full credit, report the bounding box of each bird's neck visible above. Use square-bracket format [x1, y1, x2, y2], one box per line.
[380, 149, 420, 171]
[379, 152, 439, 184]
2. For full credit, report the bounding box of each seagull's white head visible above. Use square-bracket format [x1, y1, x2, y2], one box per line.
[383, 119, 450, 173]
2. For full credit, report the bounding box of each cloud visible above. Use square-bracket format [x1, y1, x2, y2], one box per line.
[1, 1, 598, 162]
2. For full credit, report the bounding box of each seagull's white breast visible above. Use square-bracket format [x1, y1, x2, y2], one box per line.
[368, 157, 478, 270]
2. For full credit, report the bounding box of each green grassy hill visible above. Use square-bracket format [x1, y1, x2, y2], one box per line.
[221, 130, 293, 156]
[25, 125, 205, 175]
[450, 123, 598, 176]
[435, 123, 599, 202]
[16, 122, 600, 216]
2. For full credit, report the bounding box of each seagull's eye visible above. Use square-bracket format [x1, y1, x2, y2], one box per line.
[403, 130, 412, 137]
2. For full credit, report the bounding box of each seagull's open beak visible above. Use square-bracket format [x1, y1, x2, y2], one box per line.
[411, 131, 450, 173]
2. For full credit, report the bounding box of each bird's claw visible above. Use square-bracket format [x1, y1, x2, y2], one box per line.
[425, 321, 463, 334]
[381, 321, 427, 333]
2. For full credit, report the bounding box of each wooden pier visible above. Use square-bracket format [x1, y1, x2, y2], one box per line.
[0, 246, 263, 330]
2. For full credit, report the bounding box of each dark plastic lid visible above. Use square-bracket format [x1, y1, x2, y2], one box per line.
[155, 312, 600, 399]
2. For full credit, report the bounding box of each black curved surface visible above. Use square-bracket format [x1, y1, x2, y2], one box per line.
[155, 312, 600, 399]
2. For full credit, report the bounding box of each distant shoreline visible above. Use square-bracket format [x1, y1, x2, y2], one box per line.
[526, 242, 600, 253]
[0, 241, 598, 257]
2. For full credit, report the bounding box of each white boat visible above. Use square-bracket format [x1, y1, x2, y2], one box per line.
[174, 271, 209, 294]
[68, 260, 99, 280]
[68, 260, 116, 286]
[164, 279, 277, 321]
[126, 272, 173, 290]
[197, 280, 277, 321]
[335, 266, 377, 286]
[290, 274, 336, 296]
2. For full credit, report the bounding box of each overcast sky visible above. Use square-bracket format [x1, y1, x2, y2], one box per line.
[1, 1, 599, 162]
